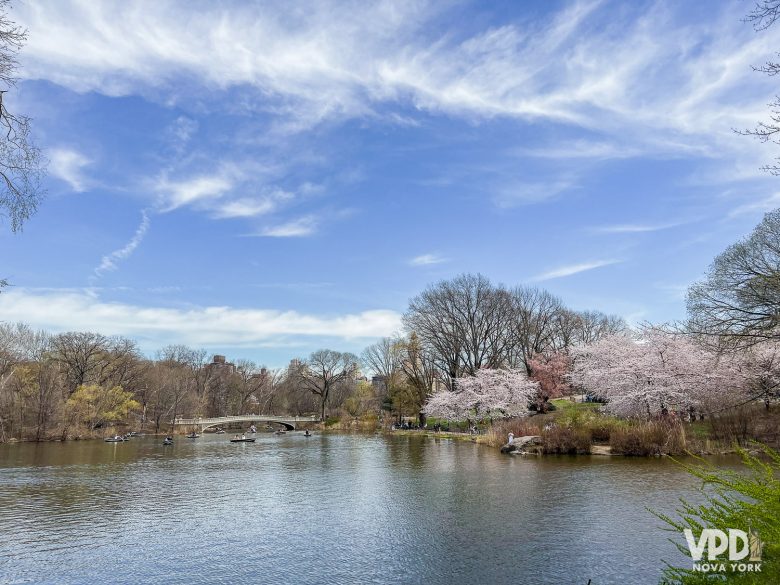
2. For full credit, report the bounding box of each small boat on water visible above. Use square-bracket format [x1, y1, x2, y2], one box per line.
[163, 437, 174, 445]
[186, 432, 200, 439]
[303, 430, 312, 437]
[104, 435, 125, 443]
[230, 437, 256, 443]
[274, 429, 287, 435]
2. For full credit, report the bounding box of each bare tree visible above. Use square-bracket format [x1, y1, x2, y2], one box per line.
[361, 336, 403, 397]
[0, 0, 44, 233]
[0, 323, 59, 440]
[251, 367, 284, 414]
[740, 1, 780, 173]
[144, 359, 195, 433]
[19, 328, 59, 440]
[156, 344, 212, 411]
[575, 310, 628, 345]
[746, 0, 780, 30]
[296, 349, 358, 420]
[398, 332, 438, 425]
[687, 209, 780, 347]
[274, 365, 317, 416]
[52, 331, 110, 395]
[230, 360, 274, 414]
[100, 337, 147, 392]
[507, 287, 565, 372]
[403, 274, 512, 384]
[551, 308, 582, 351]
[51, 332, 146, 397]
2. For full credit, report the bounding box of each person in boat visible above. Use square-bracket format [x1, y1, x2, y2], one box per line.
[304, 430, 311, 436]
[234, 434, 240, 439]
[241, 434, 246, 439]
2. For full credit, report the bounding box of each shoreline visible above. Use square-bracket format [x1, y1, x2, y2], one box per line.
[0, 428, 763, 461]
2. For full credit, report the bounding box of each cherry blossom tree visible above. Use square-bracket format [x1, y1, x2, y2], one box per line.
[528, 352, 572, 412]
[570, 332, 749, 419]
[423, 368, 538, 421]
[742, 341, 780, 410]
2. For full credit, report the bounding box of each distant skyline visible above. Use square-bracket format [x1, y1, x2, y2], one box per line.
[2, 0, 780, 367]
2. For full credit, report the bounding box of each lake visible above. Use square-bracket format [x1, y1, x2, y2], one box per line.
[0, 433, 713, 584]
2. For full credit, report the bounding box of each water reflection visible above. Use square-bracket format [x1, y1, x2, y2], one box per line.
[0, 434, 709, 584]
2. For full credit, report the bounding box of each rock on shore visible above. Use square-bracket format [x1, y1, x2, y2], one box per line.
[500, 435, 542, 454]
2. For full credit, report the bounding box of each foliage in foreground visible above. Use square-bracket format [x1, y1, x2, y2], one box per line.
[655, 446, 780, 584]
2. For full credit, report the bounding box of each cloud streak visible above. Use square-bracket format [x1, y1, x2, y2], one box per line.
[93, 210, 150, 277]
[591, 221, 685, 234]
[409, 253, 448, 266]
[530, 259, 621, 281]
[259, 215, 318, 237]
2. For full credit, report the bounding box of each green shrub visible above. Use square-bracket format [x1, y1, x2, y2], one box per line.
[654, 445, 780, 584]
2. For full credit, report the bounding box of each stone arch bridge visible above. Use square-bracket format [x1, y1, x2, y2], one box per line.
[173, 414, 319, 432]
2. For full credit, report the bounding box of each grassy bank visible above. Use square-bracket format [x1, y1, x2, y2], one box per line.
[475, 399, 780, 456]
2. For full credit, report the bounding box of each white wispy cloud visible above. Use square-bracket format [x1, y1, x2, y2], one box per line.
[155, 172, 234, 211]
[493, 180, 575, 208]
[409, 253, 448, 266]
[727, 192, 780, 218]
[0, 288, 402, 346]
[93, 210, 151, 277]
[530, 259, 621, 282]
[259, 215, 318, 237]
[212, 198, 276, 219]
[14, 0, 778, 171]
[170, 116, 197, 143]
[49, 147, 91, 192]
[18, 0, 780, 221]
[211, 189, 294, 219]
[591, 221, 685, 234]
[516, 140, 643, 161]
[166, 115, 198, 154]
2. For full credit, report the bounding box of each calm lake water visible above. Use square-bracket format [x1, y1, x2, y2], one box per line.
[0, 433, 716, 585]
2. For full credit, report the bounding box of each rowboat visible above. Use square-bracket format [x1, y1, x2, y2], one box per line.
[230, 438, 256, 443]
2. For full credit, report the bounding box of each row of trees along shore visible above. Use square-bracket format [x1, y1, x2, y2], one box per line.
[3, 210, 780, 441]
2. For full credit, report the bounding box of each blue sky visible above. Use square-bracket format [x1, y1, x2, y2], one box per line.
[1, 0, 779, 367]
